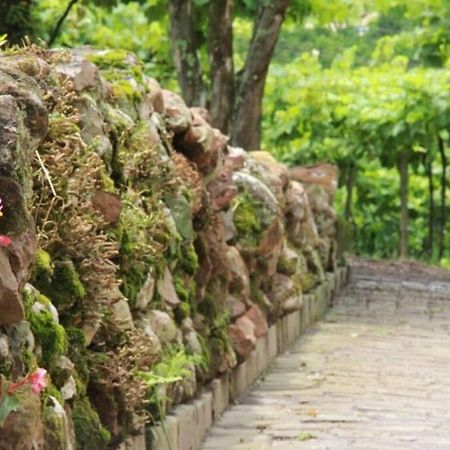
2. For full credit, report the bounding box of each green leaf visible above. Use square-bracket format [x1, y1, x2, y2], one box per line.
[0, 393, 20, 427]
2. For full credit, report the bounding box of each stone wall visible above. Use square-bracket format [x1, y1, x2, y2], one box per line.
[0, 47, 340, 450]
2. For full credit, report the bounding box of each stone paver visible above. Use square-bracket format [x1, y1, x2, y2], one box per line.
[202, 264, 450, 449]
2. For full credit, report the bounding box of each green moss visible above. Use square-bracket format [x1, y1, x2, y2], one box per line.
[66, 327, 89, 384]
[198, 294, 217, 320]
[33, 249, 53, 285]
[50, 260, 86, 309]
[27, 306, 67, 369]
[111, 79, 142, 102]
[72, 396, 111, 450]
[121, 265, 147, 307]
[174, 276, 189, 303]
[36, 294, 51, 306]
[99, 168, 116, 193]
[21, 348, 37, 373]
[114, 197, 168, 306]
[86, 49, 131, 70]
[250, 280, 265, 308]
[43, 399, 67, 448]
[66, 326, 86, 348]
[180, 242, 199, 275]
[174, 302, 191, 322]
[232, 192, 263, 247]
[277, 254, 298, 276]
[42, 381, 64, 405]
[21, 287, 34, 318]
[73, 371, 87, 397]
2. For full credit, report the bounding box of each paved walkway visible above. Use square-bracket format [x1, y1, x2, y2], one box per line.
[202, 261, 450, 449]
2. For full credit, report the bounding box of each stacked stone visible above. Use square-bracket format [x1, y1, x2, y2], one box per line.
[0, 47, 339, 450]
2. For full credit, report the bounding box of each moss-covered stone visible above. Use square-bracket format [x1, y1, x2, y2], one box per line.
[65, 327, 89, 388]
[86, 49, 133, 71]
[233, 192, 261, 247]
[27, 306, 67, 369]
[32, 248, 53, 285]
[43, 398, 68, 450]
[179, 242, 199, 275]
[174, 302, 191, 323]
[50, 260, 86, 310]
[72, 396, 110, 450]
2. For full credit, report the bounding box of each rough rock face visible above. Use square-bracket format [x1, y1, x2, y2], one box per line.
[0, 47, 340, 450]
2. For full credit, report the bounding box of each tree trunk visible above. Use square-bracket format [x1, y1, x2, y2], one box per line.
[398, 150, 409, 259]
[344, 162, 356, 222]
[438, 135, 447, 259]
[48, 0, 79, 47]
[231, 0, 290, 150]
[168, 0, 205, 106]
[0, 0, 34, 44]
[208, 0, 234, 134]
[425, 154, 435, 258]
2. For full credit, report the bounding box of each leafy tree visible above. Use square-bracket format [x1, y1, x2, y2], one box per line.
[0, 0, 35, 44]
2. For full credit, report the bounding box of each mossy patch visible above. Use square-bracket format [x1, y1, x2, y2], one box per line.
[27, 305, 67, 369]
[72, 396, 111, 450]
[32, 257, 86, 312]
[174, 302, 191, 323]
[86, 49, 134, 71]
[233, 192, 261, 246]
[43, 399, 67, 449]
[179, 242, 199, 275]
[232, 191, 273, 248]
[32, 248, 53, 284]
[51, 260, 86, 310]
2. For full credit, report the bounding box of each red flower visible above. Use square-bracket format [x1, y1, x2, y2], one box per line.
[0, 235, 11, 247]
[8, 369, 47, 395]
[27, 369, 47, 394]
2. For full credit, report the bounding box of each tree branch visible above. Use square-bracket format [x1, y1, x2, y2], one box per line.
[48, 0, 79, 48]
[231, 0, 290, 149]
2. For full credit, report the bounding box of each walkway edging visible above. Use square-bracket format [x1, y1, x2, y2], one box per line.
[123, 266, 349, 450]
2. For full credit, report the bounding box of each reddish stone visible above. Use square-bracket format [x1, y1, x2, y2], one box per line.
[190, 107, 211, 125]
[91, 190, 122, 225]
[244, 304, 268, 338]
[57, 59, 100, 93]
[229, 316, 256, 359]
[176, 125, 228, 175]
[162, 90, 192, 133]
[289, 163, 339, 199]
[227, 295, 247, 320]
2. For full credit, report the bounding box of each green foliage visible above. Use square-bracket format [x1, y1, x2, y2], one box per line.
[263, 27, 450, 261]
[138, 346, 203, 419]
[0, 377, 20, 426]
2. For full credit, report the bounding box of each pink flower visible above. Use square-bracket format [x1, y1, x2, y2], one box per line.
[27, 369, 47, 394]
[0, 235, 11, 247]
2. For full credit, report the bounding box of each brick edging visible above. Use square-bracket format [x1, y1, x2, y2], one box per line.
[124, 266, 349, 450]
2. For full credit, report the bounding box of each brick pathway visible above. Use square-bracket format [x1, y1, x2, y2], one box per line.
[201, 262, 450, 449]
